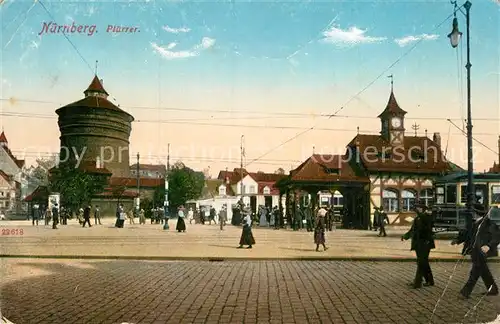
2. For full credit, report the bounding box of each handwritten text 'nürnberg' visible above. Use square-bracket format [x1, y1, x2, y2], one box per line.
[38, 22, 139, 36]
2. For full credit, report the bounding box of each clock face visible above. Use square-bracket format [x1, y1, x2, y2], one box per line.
[391, 117, 401, 128]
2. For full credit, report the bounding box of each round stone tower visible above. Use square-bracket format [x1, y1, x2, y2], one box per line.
[56, 75, 134, 177]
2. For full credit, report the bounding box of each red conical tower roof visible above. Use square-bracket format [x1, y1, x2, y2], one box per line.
[84, 75, 109, 96]
[377, 90, 407, 117]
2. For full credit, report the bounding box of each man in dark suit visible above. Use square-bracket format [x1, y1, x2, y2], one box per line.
[82, 205, 92, 227]
[378, 207, 389, 237]
[452, 203, 499, 298]
[402, 201, 435, 288]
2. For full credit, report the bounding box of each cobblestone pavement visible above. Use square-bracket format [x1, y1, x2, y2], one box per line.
[1, 259, 499, 324]
[0, 219, 465, 259]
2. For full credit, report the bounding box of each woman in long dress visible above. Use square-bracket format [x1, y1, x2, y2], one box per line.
[314, 208, 328, 252]
[259, 206, 267, 227]
[238, 209, 256, 249]
[176, 206, 186, 232]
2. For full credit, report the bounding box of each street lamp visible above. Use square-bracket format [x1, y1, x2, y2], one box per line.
[448, 1, 474, 233]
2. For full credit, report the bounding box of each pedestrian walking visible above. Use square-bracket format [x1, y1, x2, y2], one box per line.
[208, 207, 217, 225]
[314, 207, 328, 252]
[82, 205, 92, 227]
[94, 205, 101, 225]
[115, 204, 125, 228]
[139, 208, 146, 224]
[238, 207, 255, 249]
[373, 207, 380, 232]
[32, 204, 40, 226]
[401, 202, 435, 288]
[45, 206, 51, 226]
[128, 209, 135, 224]
[378, 207, 389, 237]
[219, 205, 227, 230]
[51, 203, 59, 229]
[453, 203, 499, 298]
[176, 206, 186, 232]
[273, 206, 280, 230]
[188, 207, 194, 225]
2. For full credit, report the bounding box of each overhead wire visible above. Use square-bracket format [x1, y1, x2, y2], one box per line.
[2, 98, 500, 121]
[447, 119, 499, 155]
[244, 8, 481, 167]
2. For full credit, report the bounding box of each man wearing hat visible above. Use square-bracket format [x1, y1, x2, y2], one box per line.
[452, 203, 499, 298]
[377, 207, 389, 237]
[401, 201, 435, 288]
[373, 207, 380, 231]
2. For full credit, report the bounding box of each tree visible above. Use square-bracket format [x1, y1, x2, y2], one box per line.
[274, 167, 285, 175]
[49, 162, 108, 211]
[24, 156, 58, 185]
[153, 185, 166, 207]
[167, 162, 204, 210]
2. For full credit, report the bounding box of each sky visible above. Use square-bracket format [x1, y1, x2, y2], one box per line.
[1, 0, 499, 176]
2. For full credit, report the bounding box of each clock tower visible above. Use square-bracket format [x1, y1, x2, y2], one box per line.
[378, 88, 407, 146]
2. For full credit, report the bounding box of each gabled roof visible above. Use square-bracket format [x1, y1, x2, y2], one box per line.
[0, 131, 7, 143]
[130, 164, 167, 173]
[217, 168, 286, 185]
[0, 146, 24, 169]
[346, 134, 452, 174]
[286, 154, 369, 183]
[0, 170, 12, 183]
[109, 177, 164, 188]
[85, 75, 109, 96]
[377, 91, 407, 117]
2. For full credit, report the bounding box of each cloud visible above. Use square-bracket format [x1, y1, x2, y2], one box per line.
[321, 26, 386, 45]
[150, 42, 197, 59]
[394, 34, 439, 47]
[162, 25, 191, 33]
[195, 37, 216, 50]
[151, 37, 216, 60]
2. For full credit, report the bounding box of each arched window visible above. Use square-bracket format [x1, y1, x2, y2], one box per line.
[401, 189, 416, 212]
[382, 189, 399, 212]
[218, 185, 226, 196]
[420, 188, 433, 207]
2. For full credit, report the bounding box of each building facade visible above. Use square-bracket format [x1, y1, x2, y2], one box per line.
[276, 88, 461, 228]
[0, 131, 25, 214]
[56, 76, 134, 177]
[130, 164, 166, 179]
[217, 168, 286, 214]
[50, 76, 163, 215]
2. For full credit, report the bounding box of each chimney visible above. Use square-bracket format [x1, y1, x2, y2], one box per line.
[433, 132, 441, 147]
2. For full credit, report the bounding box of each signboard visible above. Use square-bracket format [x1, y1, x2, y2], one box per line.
[48, 193, 60, 212]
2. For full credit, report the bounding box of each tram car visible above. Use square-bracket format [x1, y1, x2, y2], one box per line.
[432, 172, 500, 231]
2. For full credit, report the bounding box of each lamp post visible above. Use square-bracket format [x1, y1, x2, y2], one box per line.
[448, 1, 473, 230]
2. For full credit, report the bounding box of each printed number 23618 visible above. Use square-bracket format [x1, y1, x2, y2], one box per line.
[1, 228, 24, 235]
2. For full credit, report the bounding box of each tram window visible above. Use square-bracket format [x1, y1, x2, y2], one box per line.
[436, 186, 444, 204]
[461, 185, 468, 203]
[492, 186, 500, 204]
[338, 197, 343, 205]
[446, 185, 457, 203]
